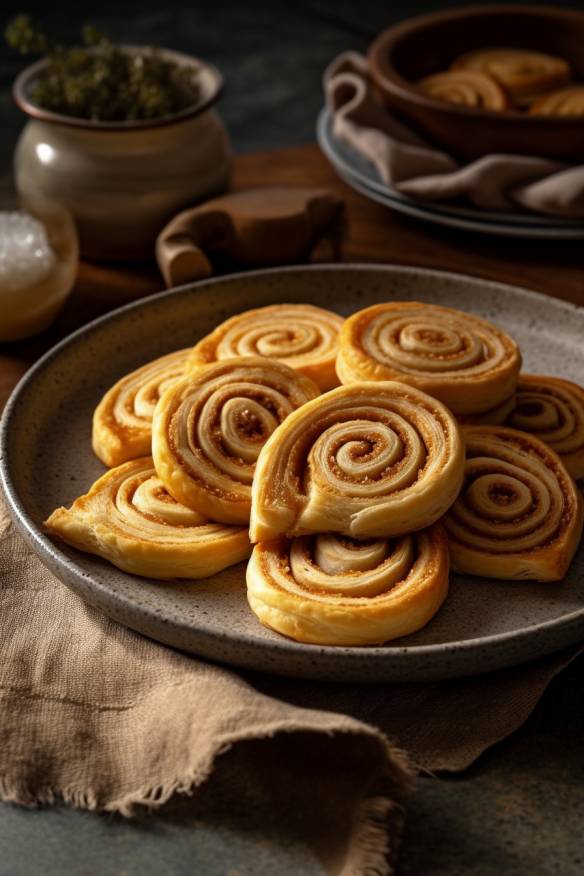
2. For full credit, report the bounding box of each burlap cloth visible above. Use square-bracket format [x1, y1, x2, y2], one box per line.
[1, 495, 581, 876]
[325, 52, 584, 219]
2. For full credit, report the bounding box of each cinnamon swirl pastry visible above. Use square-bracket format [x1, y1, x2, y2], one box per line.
[187, 304, 344, 391]
[451, 48, 571, 106]
[337, 302, 521, 416]
[505, 375, 584, 480]
[458, 394, 516, 426]
[250, 381, 464, 541]
[418, 70, 508, 111]
[529, 86, 584, 117]
[152, 357, 320, 524]
[444, 426, 583, 582]
[247, 525, 449, 646]
[93, 349, 188, 467]
[45, 458, 251, 579]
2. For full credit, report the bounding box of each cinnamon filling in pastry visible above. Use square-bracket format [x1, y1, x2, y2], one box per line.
[445, 426, 582, 580]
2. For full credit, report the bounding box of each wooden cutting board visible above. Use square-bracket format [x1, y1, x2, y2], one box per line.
[1, 143, 582, 409]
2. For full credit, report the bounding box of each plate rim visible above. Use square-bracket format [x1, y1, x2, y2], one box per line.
[317, 107, 584, 237]
[334, 163, 584, 240]
[2, 263, 584, 678]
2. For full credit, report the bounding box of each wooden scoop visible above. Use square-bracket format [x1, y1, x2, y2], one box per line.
[155, 187, 345, 287]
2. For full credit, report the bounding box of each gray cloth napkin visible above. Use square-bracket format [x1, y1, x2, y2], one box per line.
[325, 52, 584, 218]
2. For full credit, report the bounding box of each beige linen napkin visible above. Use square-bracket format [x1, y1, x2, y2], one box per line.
[325, 52, 584, 218]
[1, 495, 582, 875]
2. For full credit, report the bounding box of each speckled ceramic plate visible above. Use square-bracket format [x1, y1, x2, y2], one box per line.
[2, 265, 584, 682]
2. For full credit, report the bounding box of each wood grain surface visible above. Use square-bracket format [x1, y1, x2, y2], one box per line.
[1, 142, 582, 411]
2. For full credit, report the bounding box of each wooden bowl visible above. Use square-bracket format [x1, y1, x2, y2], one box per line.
[367, 4, 584, 161]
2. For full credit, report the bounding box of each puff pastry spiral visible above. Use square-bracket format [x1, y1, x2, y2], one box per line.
[458, 393, 516, 426]
[250, 381, 464, 541]
[418, 70, 508, 110]
[529, 86, 584, 117]
[45, 458, 251, 579]
[505, 375, 584, 480]
[93, 348, 188, 467]
[337, 302, 521, 416]
[444, 426, 583, 581]
[153, 357, 320, 524]
[247, 525, 449, 646]
[187, 303, 344, 391]
[452, 48, 571, 106]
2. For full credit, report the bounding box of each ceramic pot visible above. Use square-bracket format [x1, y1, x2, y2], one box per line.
[13, 48, 231, 261]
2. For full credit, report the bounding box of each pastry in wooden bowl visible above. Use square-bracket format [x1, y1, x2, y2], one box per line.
[250, 381, 464, 541]
[444, 426, 583, 582]
[247, 525, 449, 646]
[45, 458, 251, 579]
[418, 70, 508, 111]
[451, 47, 571, 106]
[337, 302, 521, 416]
[529, 85, 584, 117]
[152, 357, 319, 524]
[92, 349, 188, 467]
[368, 7, 584, 161]
[187, 303, 343, 391]
[504, 375, 584, 480]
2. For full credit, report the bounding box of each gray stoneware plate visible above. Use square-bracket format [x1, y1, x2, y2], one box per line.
[317, 108, 584, 240]
[2, 265, 584, 683]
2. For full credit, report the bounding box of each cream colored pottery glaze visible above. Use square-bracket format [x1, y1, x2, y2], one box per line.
[13, 49, 231, 262]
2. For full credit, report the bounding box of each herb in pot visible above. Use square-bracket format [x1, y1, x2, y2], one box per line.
[5, 15, 201, 122]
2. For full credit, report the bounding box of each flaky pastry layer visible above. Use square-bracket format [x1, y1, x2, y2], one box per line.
[247, 525, 449, 646]
[444, 425, 583, 581]
[45, 457, 251, 579]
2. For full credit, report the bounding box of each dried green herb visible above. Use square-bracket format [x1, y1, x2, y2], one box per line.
[6, 14, 201, 122]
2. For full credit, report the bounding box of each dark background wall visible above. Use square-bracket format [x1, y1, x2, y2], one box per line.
[1, 0, 581, 174]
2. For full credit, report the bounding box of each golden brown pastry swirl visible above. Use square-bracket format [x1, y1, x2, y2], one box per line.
[152, 357, 320, 524]
[418, 70, 508, 110]
[451, 48, 571, 106]
[247, 525, 449, 645]
[444, 426, 583, 581]
[92, 349, 188, 467]
[529, 86, 584, 117]
[457, 394, 516, 427]
[505, 375, 584, 480]
[187, 303, 344, 391]
[337, 302, 521, 416]
[45, 458, 251, 579]
[250, 381, 464, 541]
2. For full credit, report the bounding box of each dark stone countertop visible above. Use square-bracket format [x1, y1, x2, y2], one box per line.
[1, 1, 583, 873]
